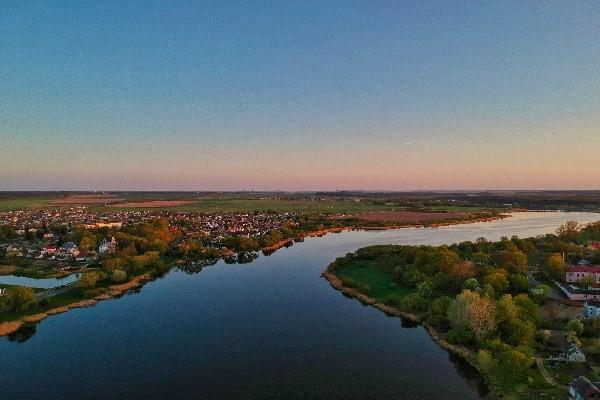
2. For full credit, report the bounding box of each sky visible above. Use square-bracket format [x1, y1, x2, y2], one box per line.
[1, 1, 599, 191]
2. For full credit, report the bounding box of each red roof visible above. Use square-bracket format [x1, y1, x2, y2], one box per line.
[566, 265, 600, 273]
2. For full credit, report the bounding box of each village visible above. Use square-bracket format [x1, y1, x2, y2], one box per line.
[0, 207, 307, 268]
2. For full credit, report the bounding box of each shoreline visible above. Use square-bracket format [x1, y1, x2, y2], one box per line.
[0, 274, 153, 337]
[259, 212, 511, 253]
[321, 270, 494, 398]
[0, 212, 510, 338]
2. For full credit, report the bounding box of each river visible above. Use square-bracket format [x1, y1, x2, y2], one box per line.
[0, 212, 598, 399]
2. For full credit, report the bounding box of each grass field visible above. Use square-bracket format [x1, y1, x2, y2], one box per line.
[336, 260, 415, 301]
[0, 193, 493, 215]
[0, 198, 51, 211]
[96, 199, 404, 214]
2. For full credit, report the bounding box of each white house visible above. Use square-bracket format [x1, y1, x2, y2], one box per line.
[567, 343, 586, 363]
[99, 237, 117, 254]
[583, 303, 600, 319]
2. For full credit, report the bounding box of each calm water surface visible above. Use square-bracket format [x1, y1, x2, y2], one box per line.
[1, 212, 598, 399]
[0, 273, 80, 288]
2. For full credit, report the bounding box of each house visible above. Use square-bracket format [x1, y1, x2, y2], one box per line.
[567, 343, 586, 363]
[569, 376, 600, 400]
[0, 288, 7, 296]
[566, 265, 600, 284]
[583, 303, 600, 319]
[43, 233, 54, 239]
[99, 237, 117, 254]
[44, 244, 58, 254]
[556, 282, 600, 302]
[59, 242, 78, 254]
[75, 251, 93, 263]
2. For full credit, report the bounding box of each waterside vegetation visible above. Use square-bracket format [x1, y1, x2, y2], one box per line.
[324, 221, 600, 399]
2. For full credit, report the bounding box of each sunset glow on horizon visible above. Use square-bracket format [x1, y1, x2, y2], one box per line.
[1, 1, 599, 191]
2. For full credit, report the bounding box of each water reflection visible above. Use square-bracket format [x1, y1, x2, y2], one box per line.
[448, 353, 490, 398]
[8, 324, 37, 343]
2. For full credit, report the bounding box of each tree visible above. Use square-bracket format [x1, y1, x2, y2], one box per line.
[565, 319, 584, 336]
[447, 290, 497, 341]
[78, 271, 101, 288]
[463, 278, 480, 291]
[496, 294, 536, 345]
[416, 281, 432, 298]
[450, 261, 476, 280]
[580, 275, 595, 289]
[471, 252, 491, 267]
[544, 254, 564, 281]
[531, 284, 551, 298]
[3, 287, 35, 311]
[556, 221, 582, 242]
[483, 271, 509, 294]
[79, 235, 98, 251]
[496, 250, 528, 274]
[111, 269, 127, 282]
[399, 293, 427, 312]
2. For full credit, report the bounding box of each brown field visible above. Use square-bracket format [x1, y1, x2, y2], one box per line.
[351, 211, 464, 223]
[50, 195, 124, 204]
[110, 200, 196, 208]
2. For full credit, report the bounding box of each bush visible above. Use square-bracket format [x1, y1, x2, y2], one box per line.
[77, 271, 101, 288]
[111, 269, 127, 283]
[385, 294, 403, 307]
[447, 327, 473, 345]
[565, 319, 584, 336]
[3, 287, 36, 312]
[399, 293, 427, 312]
[83, 289, 102, 298]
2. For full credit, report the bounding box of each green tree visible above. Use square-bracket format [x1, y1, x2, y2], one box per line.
[544, 254, 564, 281]
[78, 271, 101, 288]
[416, 281, 432, 298]
[111, 269, 127, 282]
[4, 286, 35, 311]
[565, 319, 584, 336]
[483, 271, 509, 294]
[463, 278, 480, 291]
[580, 275, 595, 289]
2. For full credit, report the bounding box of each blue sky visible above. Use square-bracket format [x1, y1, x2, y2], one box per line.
[1, 1, 599, 190]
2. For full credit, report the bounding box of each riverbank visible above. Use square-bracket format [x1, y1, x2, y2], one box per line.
[0, 273, 153, 336]
[260, 213, 511, 253]
[321, 271, 489, 395]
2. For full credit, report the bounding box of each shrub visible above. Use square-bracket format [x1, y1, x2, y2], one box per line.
[83, 289, 102, 298]
[447, 327, 473, 345]
[399, 293, 426, 312]
[111, 269, 127, 283]
[565, 319, 584, 336]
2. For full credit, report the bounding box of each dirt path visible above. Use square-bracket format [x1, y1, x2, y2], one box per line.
[536, 358, 558, 386]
